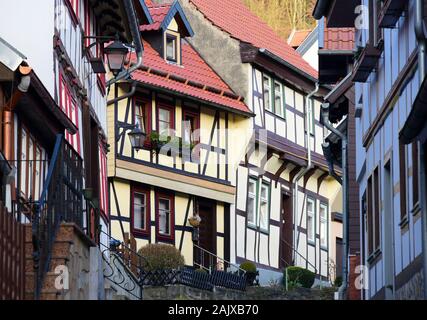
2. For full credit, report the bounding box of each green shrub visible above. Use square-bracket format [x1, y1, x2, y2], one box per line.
[240, 261, 257, 273]
[283, 266, 315, 289]
[138, 244, 185, 272]
[334, 276, 343, 288]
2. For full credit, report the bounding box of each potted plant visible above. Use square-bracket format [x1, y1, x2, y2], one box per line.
[239, 261, 258, 286]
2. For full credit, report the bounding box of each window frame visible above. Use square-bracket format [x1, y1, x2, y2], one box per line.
[157, 103, 175, 138]
[319, 203, 328, 250]
[131, 185, 151, 238]
[399, 141, 408, 223]
[274, 80, 284, 118]
[258, 182, 270, 233]
[306, 197, 316, 244]
[134, 97, 152, 135]
[165, 34, 178, 63]
[247, 178, 258, 227]
[263, 74, 273, 112]
[155, 191, 175, 243]
[182, 108, 200, 145]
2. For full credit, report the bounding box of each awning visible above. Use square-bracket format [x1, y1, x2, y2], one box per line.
[400, 76, 427, 144]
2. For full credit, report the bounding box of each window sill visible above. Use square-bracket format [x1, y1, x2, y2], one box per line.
[247, 224, 269, 235]
[307, 240, 316, 247]
[367, 248, 382, 265]
[399, 215, 409, 231]
[132, 229, 150, 240]
[411, 202, 421, 217]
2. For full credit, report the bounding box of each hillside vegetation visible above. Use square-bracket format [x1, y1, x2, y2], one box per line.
[243, 0, 317, 40]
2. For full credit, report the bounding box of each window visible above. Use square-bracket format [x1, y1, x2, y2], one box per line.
[412, 142, 419, 207]
[131, 186, 150, 237]
[247, 179, 257, 226]
[367, 168, 381, 256]
[157, 105, 175, 137]
[263, 75, 273, 112]
[247, 179, 270, 232]
[182, 109, 200, 144]
[274, 81, 283, 117]
[166, 34, 177, 62]
[320, 203, 328, 248]
[60, 74, 82, 155]
[399, 141, 407, 220]
[18, 127, 46, 201]
[259, 183, 270, 231]
[156, 192, 174, 241]
[307, 198, 315, 243]
[98, 143, 108, 220]
[135, 99, 151, 134]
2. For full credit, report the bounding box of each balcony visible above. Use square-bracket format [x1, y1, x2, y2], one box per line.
[378, 0, 406, 28]
[351, 44, 382, 83]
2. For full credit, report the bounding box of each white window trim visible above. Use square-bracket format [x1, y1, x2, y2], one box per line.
[319, 203, 328, 249]
[274, 81, 283, 117]
[258, 183, 270, 232]
[247, 178, 257, 227]
[263, 75, 273, 112]
[307, 198, 316, 243]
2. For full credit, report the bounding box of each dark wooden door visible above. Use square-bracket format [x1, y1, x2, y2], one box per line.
[197, 200, 216, 269]
[280, 193, 293, 268]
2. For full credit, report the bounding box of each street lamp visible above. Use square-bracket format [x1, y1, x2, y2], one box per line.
[128, 123, 146, 150]
[104, 38, 129, 76]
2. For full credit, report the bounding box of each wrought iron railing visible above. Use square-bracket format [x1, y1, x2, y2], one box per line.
[31, 135, 85, 299]
[280, 238, 326, 289]
[99, 230, 148, 300]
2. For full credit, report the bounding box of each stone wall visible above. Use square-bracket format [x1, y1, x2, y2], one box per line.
[395, 271, 424, 300]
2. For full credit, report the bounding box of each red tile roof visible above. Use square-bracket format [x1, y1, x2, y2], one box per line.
[189, 0, 318, 79]
[140, 3, 172, 32]
[131, 40, 250, 114]
[288, 29, 312, 48]
[322, 28, 355, 51]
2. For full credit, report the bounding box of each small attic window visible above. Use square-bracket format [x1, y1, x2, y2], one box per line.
[166, 34, 178, 63]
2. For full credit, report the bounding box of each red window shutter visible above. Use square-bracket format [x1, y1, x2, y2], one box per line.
[99, 143, 109, 219]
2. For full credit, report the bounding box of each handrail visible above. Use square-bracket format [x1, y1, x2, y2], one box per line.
[281, 237, 327, 288]
[193, 244, 247, 274]
[32, 134, 63, 299]
[281, 237, 317, 272]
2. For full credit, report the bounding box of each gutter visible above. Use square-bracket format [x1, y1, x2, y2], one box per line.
[106, 0, 144, 87]
[312, 0, 331, 20]
[322, 102, 348, 300]
[292, 83, 319, 263]
[415, 0, 427, 300]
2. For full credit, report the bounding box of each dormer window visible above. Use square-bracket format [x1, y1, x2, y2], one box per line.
[166, 34, 178, 63]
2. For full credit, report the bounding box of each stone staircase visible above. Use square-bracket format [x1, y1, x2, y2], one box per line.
[24, 224, 73, 300]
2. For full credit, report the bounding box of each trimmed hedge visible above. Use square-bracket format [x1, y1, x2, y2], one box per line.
[284, 266, 315, 288]
[239, 261, 257, 273]
[138, 244, 185, 272]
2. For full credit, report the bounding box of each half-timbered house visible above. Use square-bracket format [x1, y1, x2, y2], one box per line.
[178, 0, 343, 285]
[108, 0, 253, 268]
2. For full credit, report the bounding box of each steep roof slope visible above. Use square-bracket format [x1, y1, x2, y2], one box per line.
[131, 40, 250, 114]
[189, 0, 318, 79]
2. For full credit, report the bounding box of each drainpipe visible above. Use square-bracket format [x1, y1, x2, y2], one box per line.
[106, 0, 144, 87]
[3, 65, 32, 160]
[415, 0, 427, 299]
[322, 103, 348, 300]
[106, 81, 137, 105]
[292, 83, 319, 263]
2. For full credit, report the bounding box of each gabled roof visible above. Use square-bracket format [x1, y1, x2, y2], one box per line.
[131, 40, 251, 115]
[189, 0, 318, 79]
[140, 0, 194, 37]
